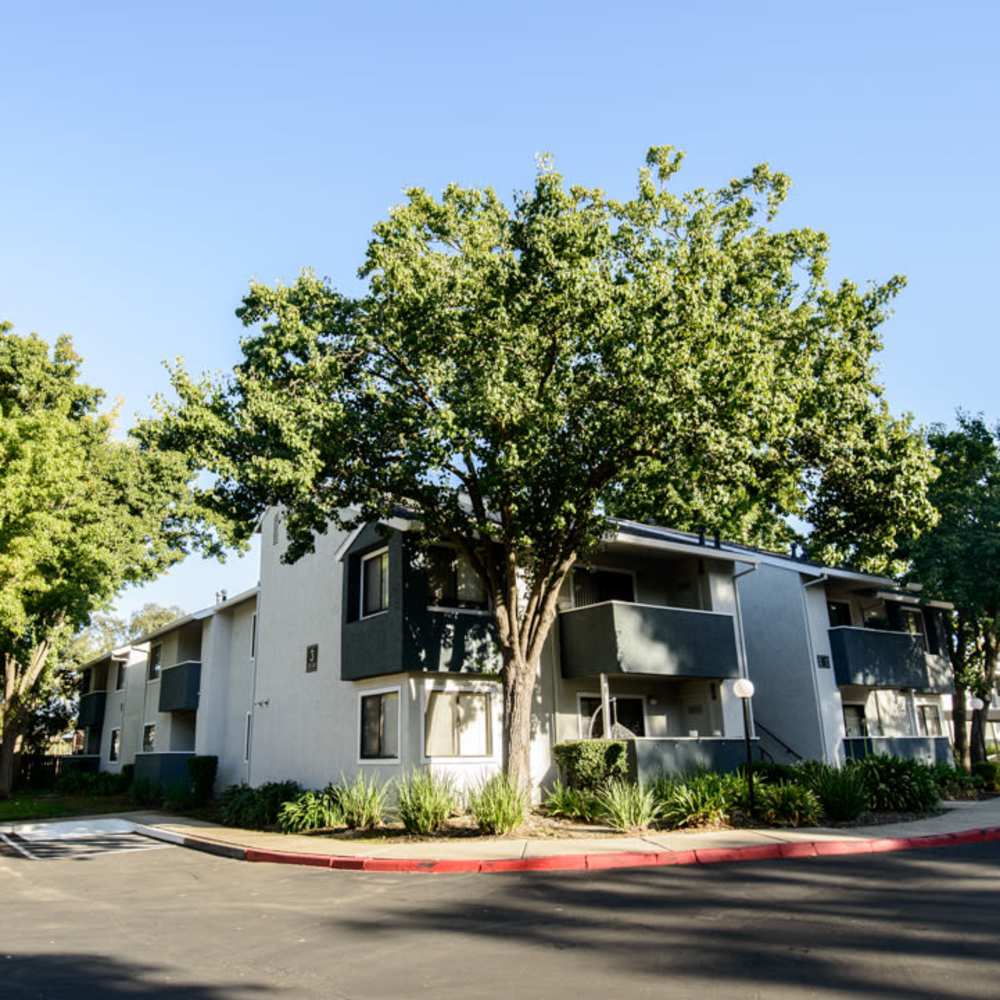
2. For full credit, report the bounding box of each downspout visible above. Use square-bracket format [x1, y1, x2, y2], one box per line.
[731, 563, 757, 736]
[801, 573, 835, 763]
[247, 591, 261, 786]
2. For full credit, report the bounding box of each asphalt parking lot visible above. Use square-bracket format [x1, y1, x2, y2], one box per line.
[3, 836, 999, 999]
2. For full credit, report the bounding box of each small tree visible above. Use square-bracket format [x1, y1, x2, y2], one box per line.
[904, 413, 1000, 768]
[145, 148, 935, 789]
[0, 324, 201, 796]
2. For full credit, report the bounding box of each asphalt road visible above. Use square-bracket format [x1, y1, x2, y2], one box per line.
[3, 839, 999, 999]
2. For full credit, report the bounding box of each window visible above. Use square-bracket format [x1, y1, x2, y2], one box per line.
[572, 567, 635, 608]
[579, 695, 646, 738]
[142, 724, 156, 752]
[899, 607, 928, 649]
[917, 704, 943, 737]
[244, 712, 252, 763]
[425, 690, 493, 757]
[305, 643, 319, 673]
[359, 689, 399, 760]
[109, 729, 120, 762]
[148, 645, 162, 681]
[843, 705, 868, 738]
[115, 662, 126, 690]
[863, 607, 891, 631]
[272, 512, 281, 546]
[827, 601, 852, 628]
[250, 612, 257, 658]
[361, 549, 390, 617]
[428, 547, 488, 610]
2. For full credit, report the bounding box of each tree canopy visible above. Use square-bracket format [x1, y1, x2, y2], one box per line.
[146, 147, 937, 784]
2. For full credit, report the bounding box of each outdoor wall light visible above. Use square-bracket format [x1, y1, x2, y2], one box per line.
[733, 678, 755, 700]
[733, 678, 756, 812]
[970, 696, 985, 711]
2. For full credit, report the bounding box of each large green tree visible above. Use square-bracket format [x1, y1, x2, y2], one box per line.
[146, 148, 935, 787]
[0, 324, 201, 796]
[904, 413, 1000, 768]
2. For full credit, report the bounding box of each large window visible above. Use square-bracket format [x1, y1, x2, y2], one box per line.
[843, 704, 870, 738]
[142, 724, 156, 752]
[109, 729, 120, 762]
[827, 601, 852, 628]
[917, 704, 943, 737]
[359, 689, 399, 760]
[361, 549, 390, 618]
[425, 690, 493, 757]
[115, 663, 126, 690]
[147, 644, 162, 681]
[899, 606, 928, 649]
[572, 567, 635, 608]
[579, 695, 646, 738]
[428, 547, 488, 610]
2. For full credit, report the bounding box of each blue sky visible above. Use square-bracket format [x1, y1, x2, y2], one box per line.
[2, 1, 997, 619]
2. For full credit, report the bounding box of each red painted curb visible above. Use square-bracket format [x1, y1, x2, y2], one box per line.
[194, 825, 1000, 875]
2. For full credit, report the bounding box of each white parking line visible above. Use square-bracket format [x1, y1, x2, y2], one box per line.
[0, 833, 38, 861]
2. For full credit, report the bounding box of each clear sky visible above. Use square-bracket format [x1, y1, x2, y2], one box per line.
[2, 1, 997, 620]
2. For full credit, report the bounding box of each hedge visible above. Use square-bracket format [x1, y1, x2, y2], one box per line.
[553, 740, 631, 793]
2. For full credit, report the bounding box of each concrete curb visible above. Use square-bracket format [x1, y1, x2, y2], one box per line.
[131, 823, 1000, 874]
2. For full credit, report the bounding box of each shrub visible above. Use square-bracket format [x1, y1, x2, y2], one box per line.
[278, 787, 344, 833]
[543, 780, 600, 823]
[218, 780, 302, 829]
[810, 766, 869, 822]
[163, 781, 197, 812]
[847, 756, 939, 814]
[653, 771, 743, 829]
[972, 761, 1000, 794]
[187, 756, 219, 805]
[596, 779, 660, 831]
[129, 777, 163, 808]
[468, 774, 527, 835]
[336, 773, 388, 831]
[754, 782, 821, 827]
[552, 740, 630, 793]
[395, 771, 457, 835]
[120, 763, 135, 790]
[932, 763, 982, 800]
[55, 769, 95, 794]
[754, 761, 799, 785]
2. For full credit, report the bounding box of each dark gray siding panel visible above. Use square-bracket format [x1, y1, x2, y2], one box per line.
[737, 563, 826, 761]
[77, 691, 107, 728]
[829, 628, 929, 689]
[134, 752, 194, 788]
[843, 736, 951, 765]
[158, 661, 201, 712]
[632, 739, 762, 780]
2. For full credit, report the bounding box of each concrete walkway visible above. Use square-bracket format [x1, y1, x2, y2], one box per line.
[101, 797, 1000, 872]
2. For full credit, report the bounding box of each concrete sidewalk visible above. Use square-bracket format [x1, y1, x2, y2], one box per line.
[110, 797, 1000, 872]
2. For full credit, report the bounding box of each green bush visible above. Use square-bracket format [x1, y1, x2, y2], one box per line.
[847, 756, 939, 814]
[218, 780, 302, 829]
[653, 771, 744, 829]
[336, 773, 388, 831]
[753, 761, 799, 785]
[468, 774, 527, 835]
[543, 780, 600, 823]
[932, 763, 982, 800]
[972, 761, 1000, 794]
[596, 779, 660, 831]
[552, 740, 630, 793]
[129, 777, 163, 808]
[809, 765, 869, 822]
[754, 782, 821, 827]
[163, 781, 197, 812]
[395, 771, 457, 835]
[55, 769, 129, 796]
[120, 763, 135, 790]
[187, 756, 219, 805]
[278, 787, 344, 834]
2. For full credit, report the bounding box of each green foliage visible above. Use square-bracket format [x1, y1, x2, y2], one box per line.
[971, 761, 1000, 794]
[468, 774, 527, 835]
[754, 782, 822, 827]
[653, 771, 745, 829]
[129, 777, 163, 808]
[543, 780, 601, 823]
[335, 773, 388, 831]
[553, 740, 630, 794]
[395, 770, 458, 835]
[277, 787, 344, 834]
[847, 756, 939, 814]
[163, 781, 197, 812]
[807, 765, 870, 822]
[931, 763, 982, 800]
[54, 769, 128, 796]
[218, 781, 302, 829]
[596, 779, 660, 831]
[120, 763, 134, 789]
[187, 755, 218, 805]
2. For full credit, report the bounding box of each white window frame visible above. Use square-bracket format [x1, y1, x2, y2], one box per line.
[115, 662, 126, 691]
[570, 564, 639, 609]
[916, 702, 943, 738]
[356, 684, 401, 764]
[576, 691, 648, 739]
[142, 723, 157, 753]
[147, 644, 162, 682]
[421, 680, 500, 763]
[425, 544, 492, 616]
[842, 702, 872, 739]
[898, 605, 929, 650]
[359, 547, 390, 620]
[109, 727, 121, 763]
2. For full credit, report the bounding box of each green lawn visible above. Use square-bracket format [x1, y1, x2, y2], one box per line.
[0, 791, 131, 823]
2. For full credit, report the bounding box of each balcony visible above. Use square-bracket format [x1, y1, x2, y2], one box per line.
[158, 661, 201, 712]
[77, 691, 107, 728]
[843, 736, 952, 766]
[559, 601, 741, 680]
[133, 752, 195, 788]
[828, 627, 930, 689]
[631, 738, 761, 781]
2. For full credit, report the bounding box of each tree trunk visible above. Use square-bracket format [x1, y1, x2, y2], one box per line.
[970, 708, 988, 767]
[502, 651, 538, 793]
[953, 683, 970, 771]
[0, 721, 20, 800]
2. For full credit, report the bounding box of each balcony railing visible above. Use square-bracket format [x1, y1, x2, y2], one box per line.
[843, 735, 952, 765]
[158, 660, 201, 712]
[828, 627, 929, 689]
[77, 690, 107, 728]
[559, 601, 741, 680]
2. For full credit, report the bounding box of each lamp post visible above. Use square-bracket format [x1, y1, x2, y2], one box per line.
[733, 678, 756, 816]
